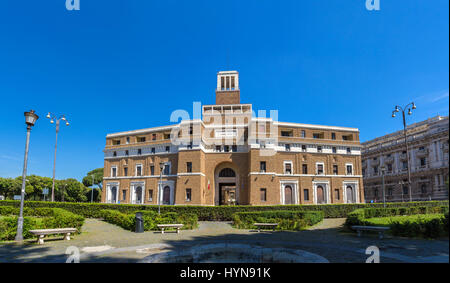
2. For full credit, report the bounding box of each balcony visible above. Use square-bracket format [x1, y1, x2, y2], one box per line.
[416, 148, 428, 158]
[384, 156, 394, 164]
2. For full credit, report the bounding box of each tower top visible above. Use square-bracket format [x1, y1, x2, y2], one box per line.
[217, 71, 239, 91]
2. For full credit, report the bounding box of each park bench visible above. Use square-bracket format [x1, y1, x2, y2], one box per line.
[253, 223, 279, 232]
[351, 225, 390, 239]
[157, 224, 183, 234]
[29, 228, 77, 245]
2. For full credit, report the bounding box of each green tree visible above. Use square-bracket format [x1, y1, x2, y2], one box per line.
[82, 168, 103, 202]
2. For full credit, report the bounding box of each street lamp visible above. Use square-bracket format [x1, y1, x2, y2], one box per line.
[380, 165, 386, 207]
[158, 162, 165, 215]
[15, 110, 39, 242]
[46, 112, 70, 202]
[90, 174, 95, 203]
[392, 102, 416, 202]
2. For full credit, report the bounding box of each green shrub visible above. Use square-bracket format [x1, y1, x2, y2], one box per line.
[0, 206, 85, 241]
[1, 200, 447, 220]
[99, 210, 198, 231]
[232, 210, 323, 231]
[345, 206, 448, 238]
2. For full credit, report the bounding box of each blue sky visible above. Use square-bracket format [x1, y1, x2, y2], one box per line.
[0, 0, 448, 181]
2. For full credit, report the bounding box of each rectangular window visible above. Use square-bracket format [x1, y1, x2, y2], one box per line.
[260, 188, 267, 202]
[151, 147, 155, 154]
[402, 161, 408, 170]
[304, 189, 309, 201]
[137, 136, 146, 143]
[284, 162, 292, 174]
[137, 149, 142, 155]
[333, 164, 338, 175]
[332, 147, 337, 153]
[111, 167, 117, 177]
[387, 163, 392, 172]
[187, 142, 193, 150]
[224, 145, 230, 152]
[313, 133, 323, 139]
[301, 145, 307, 152]
[150, 165, 155, 176]
[124, 167, 128, 176]
[125, 150, 129, 156]
[126, 137, 130, 144]
[317, 164, 324, 175]
[186, 189, 192, 202]
[374, 166, 379, 175]
[112, 139, 120, 145]
[302, 164, 308, 174]
[335, 189, 340, 200]
[152, 133, 157, 140]
[163, 164, 170, 175]
[260, 161, 266, 173]
[346, 148, 351, 154]
[187, 162, 192, 173]
[165, 146, 170, 152]
[232, 145, 237, 152]
[346, 165, 353, 175]
[281, 131, 293, 137]
[420, 158, 426, 167]
[122, 190, 126, 201]
[285, 144, 290, 151]
[113, 151, 117, 157]
[301, 130, 306, 138]
[148, 190, 153, 201]
[403, 186, 408, 195]
[136, 165, 142, 176]
[215, 145, 221, 152]
[331, 133, 336, 140]
[317, 146, 322, 153]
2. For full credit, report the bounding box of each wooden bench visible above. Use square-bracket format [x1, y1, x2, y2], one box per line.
[351, 225, 390, 239]
[253, 223, 279, 232]
[157, 224, 183, 234]
[29, 228, 77, 244]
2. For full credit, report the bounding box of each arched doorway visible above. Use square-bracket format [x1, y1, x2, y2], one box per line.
[110, 186, 117, 203]
[346, 186, 354, 203]
[317, 186, 325, 204]
[215, 164, 239, 206]
[162, 186, 171, 205]
[284, 185, 293, 204]
[135, 186, 142, 204]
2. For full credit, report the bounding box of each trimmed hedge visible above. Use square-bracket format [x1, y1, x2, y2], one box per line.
[345, 206, 449, 238]
[99, 210, 198, 231]
[233, 210, 324, 231]
[0, 206, 85, 241]
[0, 200, 447, 221]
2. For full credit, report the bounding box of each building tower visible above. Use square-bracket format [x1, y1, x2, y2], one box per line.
[215, 71, 240, 105]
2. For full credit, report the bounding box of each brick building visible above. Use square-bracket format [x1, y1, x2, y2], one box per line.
[362, 116, 449, 202]
[102, 71, 364, 205]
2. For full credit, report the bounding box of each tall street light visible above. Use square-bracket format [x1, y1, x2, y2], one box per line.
[46, 112, 70, 202]
[158, 162, 165, 215]
[392, 102, 416, 202]
[380, 165, 386, 207]
[15, 110, 39, 242]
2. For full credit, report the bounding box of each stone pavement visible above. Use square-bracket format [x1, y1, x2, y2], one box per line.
[0, 218, 448, 263]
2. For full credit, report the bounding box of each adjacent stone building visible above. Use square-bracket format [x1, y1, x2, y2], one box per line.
[362, 116, 449, 202]
[102, 71, 364, 205]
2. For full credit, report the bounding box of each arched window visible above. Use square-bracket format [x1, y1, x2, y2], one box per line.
[219, 168, 236, 177]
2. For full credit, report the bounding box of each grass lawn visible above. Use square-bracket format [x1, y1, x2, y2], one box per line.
[365, 213, 445, 226]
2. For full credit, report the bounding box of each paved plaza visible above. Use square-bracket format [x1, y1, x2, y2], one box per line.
[0, 219, 448, 263]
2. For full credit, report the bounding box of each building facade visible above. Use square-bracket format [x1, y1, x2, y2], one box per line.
[102, 71, 364, 205]
[362, 116, 449, 202]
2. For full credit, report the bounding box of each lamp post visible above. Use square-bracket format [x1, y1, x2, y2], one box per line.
[15, 110, 39, 242]
[158, 162, 165, 215]
[90, 174, 95, 203]
[46, 112, 70, 202]
[380, 165, 386, 207]
[392, 102, 416, 202]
